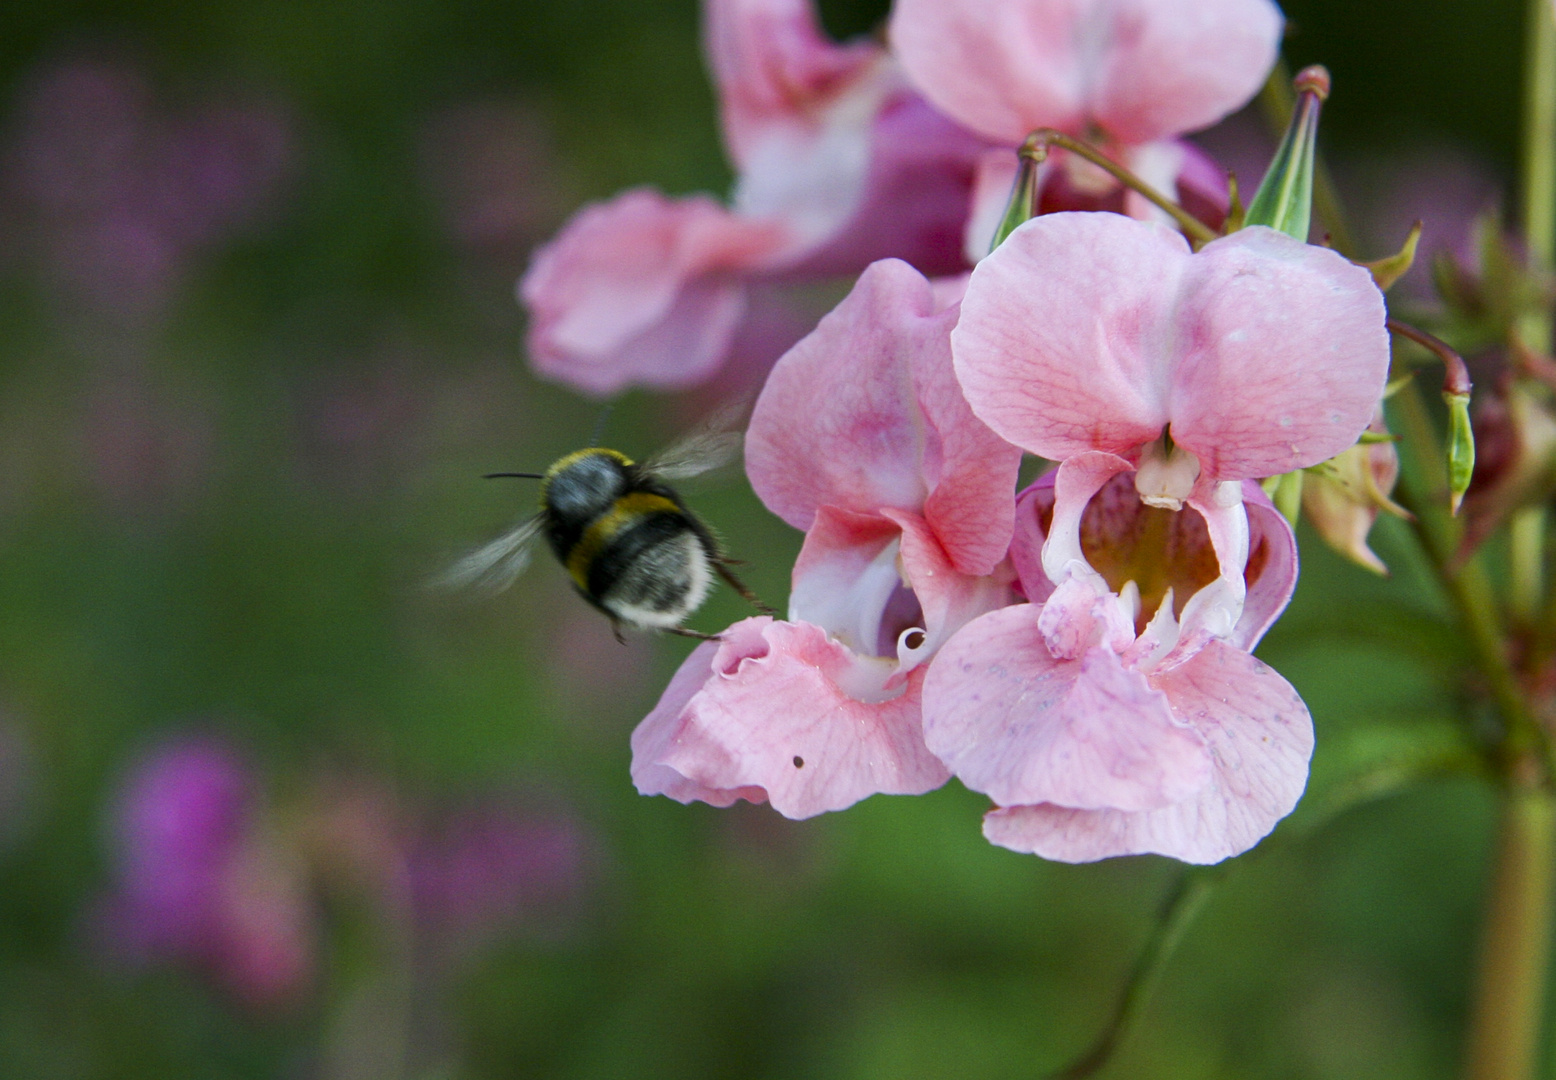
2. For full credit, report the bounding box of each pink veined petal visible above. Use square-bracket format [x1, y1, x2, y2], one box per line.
[981, 638, 1313, 863]
[922, 603, 1211, 812]
[631, 636, 767, 809]
[1040, 451, 1135, 587]
[886, 507, 1016, 672]
[1167, 226, 1391, 478]
[1087, 0, 1283, 147]
[1010, 471, 1059, 605]
[747, 258, 1020, 575]
[633, 616, 950, 819]
[788, 506, 905, 660]
[952, 213, 1183, 461]
[1231, 480, 1298, 652]
[889, 0, 1281, 147]
[521, 188, 792, 396]
[1159, 477, 1250, 668]
[953, 215, 1390, 478]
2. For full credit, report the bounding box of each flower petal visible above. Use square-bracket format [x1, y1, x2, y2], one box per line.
[981, 638, 1313, 863]
[633, 617, 950, 819]
[521, 188, 791, 396]
[922, 604, 1210, 812]
[953, 215, 1390, 478]
[953, 213, 1183, 461]
[1085, 0, 1283, 147]
[631, 638, 767, 809]
[1166, 227, 1391, 478]
[1232, 480, 1297, 652]
[890, 0, 1281, 146]
[747, 258, 1020, 573]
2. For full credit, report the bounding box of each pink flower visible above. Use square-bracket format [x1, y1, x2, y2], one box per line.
[631, 258, 1021, 816]
[98, 736, 313, 1007]
[890, 0, 1278, 236]
[889, 0, 1282, 149]
[919, 212, 1390, 862]
[521, 0, 988, 396]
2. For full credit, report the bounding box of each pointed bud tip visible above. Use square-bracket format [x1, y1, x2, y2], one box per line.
[1294, 65, 1331, 101]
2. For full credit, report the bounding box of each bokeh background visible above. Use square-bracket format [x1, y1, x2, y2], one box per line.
[0, 0, 1532, 1076]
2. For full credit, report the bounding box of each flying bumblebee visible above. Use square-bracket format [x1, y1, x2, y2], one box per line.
[442, 420, 772, 639]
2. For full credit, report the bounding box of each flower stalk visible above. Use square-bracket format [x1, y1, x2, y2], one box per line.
[1456, 3, 1556, 1076]
[1015, 129, 1219, 244]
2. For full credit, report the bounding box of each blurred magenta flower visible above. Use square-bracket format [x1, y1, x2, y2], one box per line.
[6, 55, 291, 325]
[631, 258, 1020, 817]
[890, 0, 1278, 231]
[99, 736, 313, 1008]
[911, 212, 1390, 861]
[521, 0, 988, 396]
[409, 803, 587, 939]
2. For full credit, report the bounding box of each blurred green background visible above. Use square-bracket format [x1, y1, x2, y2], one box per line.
[0, 0, 1531, 1076]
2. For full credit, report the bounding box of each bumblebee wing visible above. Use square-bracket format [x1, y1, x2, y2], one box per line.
[642, 400, 745, 481]
[435, 513, 546, 596]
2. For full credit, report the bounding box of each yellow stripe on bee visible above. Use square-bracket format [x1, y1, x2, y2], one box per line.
[565, 491, 680, 589]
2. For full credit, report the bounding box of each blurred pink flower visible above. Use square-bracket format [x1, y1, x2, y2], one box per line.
[521, 0, 988, 396]
[919, 212, 1390, 862]
[99, 736, 313, 1007]
[631, 258, 1020, 817]
[890, 0, 1277, 230]
[6, 55, 291, 325]
[889, 0, 1281, 146]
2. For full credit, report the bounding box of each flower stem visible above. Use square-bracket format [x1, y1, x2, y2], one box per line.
[1018, 130, 1219, 245]
[1466, 781, 1556, 1080]
[1523, 0, 1556, 344]
[1046, 868, 1219, 1080]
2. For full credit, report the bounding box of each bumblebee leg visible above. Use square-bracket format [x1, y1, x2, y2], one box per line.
[610, 619, 627, 646]
[714, 560, 777, 616]
[662, 626, 722, 642]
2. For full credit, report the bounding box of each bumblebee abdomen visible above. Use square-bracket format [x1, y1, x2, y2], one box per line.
[556, 491, 714, 629]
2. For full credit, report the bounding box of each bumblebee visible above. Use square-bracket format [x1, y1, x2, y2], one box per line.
[443, 424, 770, 639]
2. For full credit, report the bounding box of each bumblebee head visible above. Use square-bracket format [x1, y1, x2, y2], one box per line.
[541, 448, 635, 521]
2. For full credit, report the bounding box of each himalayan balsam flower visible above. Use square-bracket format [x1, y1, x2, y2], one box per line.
[922, 212, 1390, 862]
[521, 0, 987, 396]
[889, 0, 1280, 251]
[631, 258, 1021, 816]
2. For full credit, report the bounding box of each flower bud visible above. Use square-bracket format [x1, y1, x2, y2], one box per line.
[1244, 65, 1329, 241]
[1445, 391, 1476, 515]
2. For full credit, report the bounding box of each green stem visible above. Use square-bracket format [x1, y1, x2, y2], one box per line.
[1524, 0, 1556, 318]
[1019, 130, 1219, 245]
[1512, 506, 1548, 625]
[1390, 381, 1547, 768]
[1466, 783, 1556, 1080]
[1046, 869, 1219, 1080]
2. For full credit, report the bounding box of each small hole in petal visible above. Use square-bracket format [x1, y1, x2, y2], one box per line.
[793, 756, 804, 768]
[904, 630, 926, 650]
